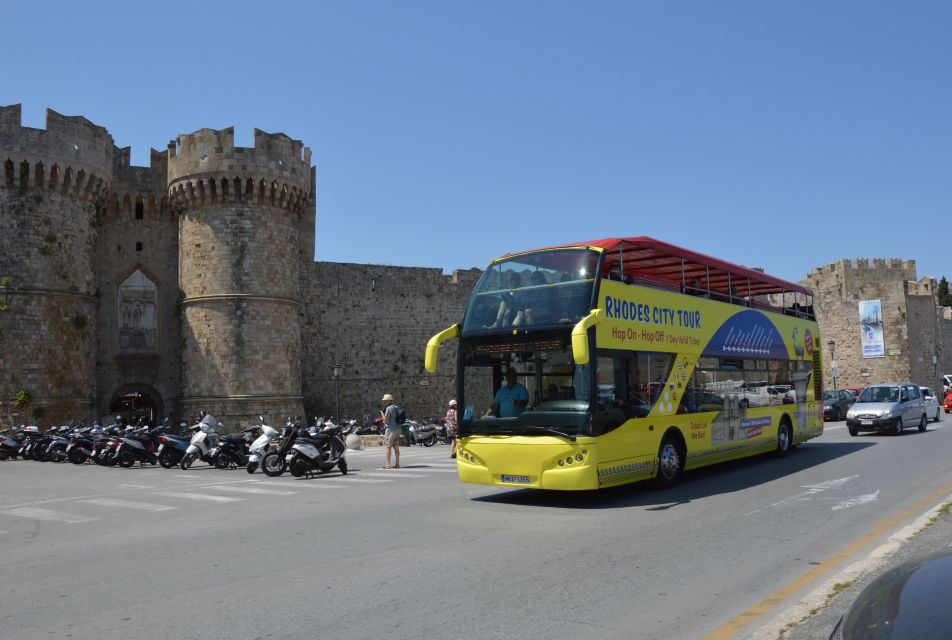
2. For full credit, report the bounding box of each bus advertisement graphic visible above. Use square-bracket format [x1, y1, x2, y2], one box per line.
[858, 299, 885, 358]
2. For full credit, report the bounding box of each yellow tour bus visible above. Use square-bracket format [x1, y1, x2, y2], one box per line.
[425, 237, 823, 490]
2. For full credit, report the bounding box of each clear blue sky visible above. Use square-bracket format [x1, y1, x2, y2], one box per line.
[3, 1, 950, 283]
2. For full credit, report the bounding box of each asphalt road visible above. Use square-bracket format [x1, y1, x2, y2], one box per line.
[2, 419, 951, 640]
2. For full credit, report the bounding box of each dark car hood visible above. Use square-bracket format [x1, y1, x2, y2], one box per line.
[832, 549, 952, 639]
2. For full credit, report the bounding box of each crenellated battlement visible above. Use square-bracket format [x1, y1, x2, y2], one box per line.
[167, 126, 312, 212]
[0, 105, 115, 200]
[807, 257, 918, 281]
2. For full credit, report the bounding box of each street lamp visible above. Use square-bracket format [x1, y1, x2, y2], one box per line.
[828, 340, 837, 389]
[332, 363, 342, 422]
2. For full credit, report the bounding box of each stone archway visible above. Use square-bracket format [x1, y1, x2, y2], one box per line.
[108, 383, 164, 427]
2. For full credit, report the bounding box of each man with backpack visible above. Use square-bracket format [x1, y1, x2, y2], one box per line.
[380, 393, 401, 469]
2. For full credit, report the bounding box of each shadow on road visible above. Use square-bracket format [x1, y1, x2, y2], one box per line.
[471, 440, 876, 510]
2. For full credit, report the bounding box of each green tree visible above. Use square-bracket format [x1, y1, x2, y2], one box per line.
[939, 277, 952, 307]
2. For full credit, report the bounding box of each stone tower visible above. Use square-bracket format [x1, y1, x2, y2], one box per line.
[168, 127, 314, 426]
[0, 105, 111, 424]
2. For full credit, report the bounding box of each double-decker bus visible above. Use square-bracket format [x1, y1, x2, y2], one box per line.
[425, 237, 823, 490]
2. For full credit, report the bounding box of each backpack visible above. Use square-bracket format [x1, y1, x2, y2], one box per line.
[394, 405, 407, 425]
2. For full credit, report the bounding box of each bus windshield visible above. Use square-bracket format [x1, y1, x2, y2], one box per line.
[460, 335, 592, 438]
[461, 248, 599, 334]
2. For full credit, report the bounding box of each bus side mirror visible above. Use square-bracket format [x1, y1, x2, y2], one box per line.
[425, 324, 461, 373]
[571, 309, 603, 365]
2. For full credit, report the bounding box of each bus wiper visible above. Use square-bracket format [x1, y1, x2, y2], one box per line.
[515, 426, 577, 441]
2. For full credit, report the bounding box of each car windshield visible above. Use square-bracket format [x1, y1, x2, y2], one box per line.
[824, 390, 838, 401]
[857, 386, 899, 403]
[462, 248, 599, 334]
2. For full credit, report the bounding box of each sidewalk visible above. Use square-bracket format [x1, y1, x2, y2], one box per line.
[749, 493, 952, 639]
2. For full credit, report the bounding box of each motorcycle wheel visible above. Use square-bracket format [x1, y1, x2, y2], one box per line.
[34, 448, 49, 462]
[337, 457, 347, 475]
[0, 450, 8, 461]
[68, 448, 87, 465]
[246, 461, 258, 474]
[289, 456, 309, 478]
[180, 452, 197, 471]
[423, 435, 436, 448]
[261, 452, 285, 477]
[158, 450, 177, 469]
[117, 451, 136, 468]
[50, 450, 68, 463]
[214, 453, 231, 470]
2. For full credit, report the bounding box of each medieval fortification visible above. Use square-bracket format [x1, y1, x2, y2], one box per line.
[1, 105, 949, 428]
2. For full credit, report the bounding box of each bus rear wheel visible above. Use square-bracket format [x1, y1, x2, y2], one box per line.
[774, 421, 792, 457]
[652, 434, 684, 489]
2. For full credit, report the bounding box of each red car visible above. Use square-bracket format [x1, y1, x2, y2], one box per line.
[944, 390, 952, 413]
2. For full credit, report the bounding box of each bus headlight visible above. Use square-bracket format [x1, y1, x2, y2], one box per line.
[575, 454, 583, 462]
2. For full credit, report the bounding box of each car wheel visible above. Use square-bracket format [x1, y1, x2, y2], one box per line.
[918, 415, 927, 432]
[935, 408, 941, 422]
[893, 418, 903, 436]
[848, 426, 859, 437]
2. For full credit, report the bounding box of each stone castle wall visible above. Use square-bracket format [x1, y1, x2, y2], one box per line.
[301, 262, 481, 422]
[805, 258, 948, 390]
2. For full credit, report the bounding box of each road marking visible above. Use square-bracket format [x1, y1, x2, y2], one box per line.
[704, 478, 952, 639]
[207, 485, 297, 496]
[323, 477, 391, 484]
[744, 476, 858, 516]
[157, 492, 245, 503]
[832, 490, 880, 511]
[172, 475, 201, 479]
[0, 507, 96, 524]
[401, 468, 458, 473]
[81, 498, 176, 512]
[354, 472, 426, 479]
[118, 484, 154, 489]
[253, 480, 345, 490]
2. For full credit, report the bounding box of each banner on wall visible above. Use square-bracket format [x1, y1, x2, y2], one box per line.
[858, 299, 885, 358]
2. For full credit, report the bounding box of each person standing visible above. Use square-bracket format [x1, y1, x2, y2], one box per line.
[445, 399, 458, 458]
[380, 393, 400, 469]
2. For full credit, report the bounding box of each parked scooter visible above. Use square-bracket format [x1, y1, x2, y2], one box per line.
[406, 420, 437, 447]
[0, 428, 24, 460]
[45, 425, 77, 463]
[210, 425, 259, 469]
[260, 417, 304, 477]
[115, 421, 160, 468]
[286, 419, 348, 478]
[18, 426, 43, 460]
[66, 425, 97, 464]
[246, 417, 279, 474]
[180, 413, 218, 470]
[156, 421, 191, 469]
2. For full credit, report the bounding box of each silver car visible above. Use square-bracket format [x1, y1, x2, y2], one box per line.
[920, 386, 942, 422]
[845, 383, 928, 436]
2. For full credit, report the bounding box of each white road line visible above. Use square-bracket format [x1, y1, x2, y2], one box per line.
[118, 484, 154, 489]
[400, 468, 458, 473]
[81, 498, 176, 512]
[158, 492, 246, 503]
[355, 472, 426, 479]
[0, 507, 97, 524]
[172, 475, 201, 479]
[252, 480, 345, 490]
[208, 485, 297, 496]
[323, 477, 391, 484]
[745, 475, 859, 516]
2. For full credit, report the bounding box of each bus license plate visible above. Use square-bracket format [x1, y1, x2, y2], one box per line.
[861, 420, 873, 426]
[501, 474, 530, 484]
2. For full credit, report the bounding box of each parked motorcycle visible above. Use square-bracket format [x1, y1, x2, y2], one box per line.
[286, 419, 348, 478]
[0, 428, 24, 460]
[246, 418, 279, 474]
[210, 426, 258, 469]
[45, 425, 77, 463]
[260, 417, 304, 477]
[180, 413, 218, 470]
[66, 425, 97, 464]
[404, 419, 437, 447]
[156, 421, 191, 469]
[115, 422, 160, 468]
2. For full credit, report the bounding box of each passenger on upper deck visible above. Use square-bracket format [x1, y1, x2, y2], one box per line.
[522, 270, 550, 325]
[486, 271, 526, 329]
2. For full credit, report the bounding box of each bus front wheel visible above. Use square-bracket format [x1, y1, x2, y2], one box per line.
[652, 434, 684, 489]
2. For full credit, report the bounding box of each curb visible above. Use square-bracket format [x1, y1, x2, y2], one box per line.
[746, 492, 952, 640]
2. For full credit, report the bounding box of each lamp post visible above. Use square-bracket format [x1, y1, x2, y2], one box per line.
[333, 363, 342, 422]
[828, 340, 837, 390]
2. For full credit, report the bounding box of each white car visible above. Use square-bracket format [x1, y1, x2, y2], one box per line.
[920, 386, 942, 422]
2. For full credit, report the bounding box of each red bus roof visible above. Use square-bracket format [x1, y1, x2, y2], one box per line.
[513, 236, 812, 297]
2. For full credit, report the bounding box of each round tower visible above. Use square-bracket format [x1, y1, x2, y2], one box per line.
[0, 105, 112, 425]
[168, 127, 312, 427]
